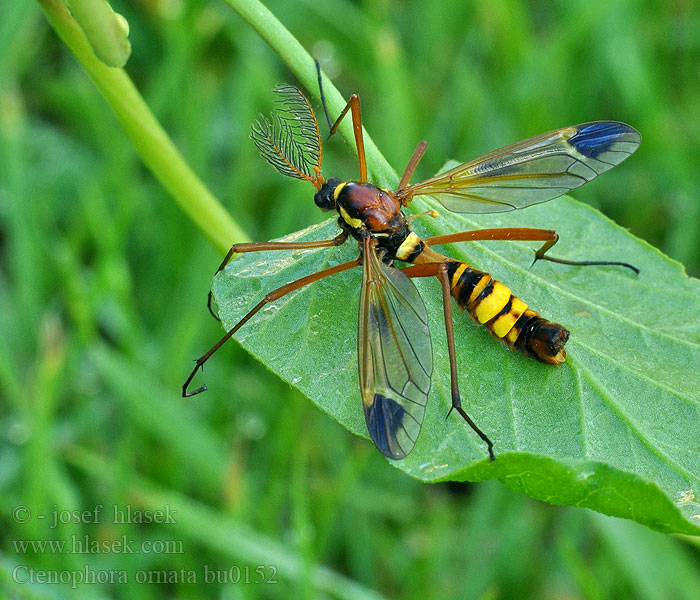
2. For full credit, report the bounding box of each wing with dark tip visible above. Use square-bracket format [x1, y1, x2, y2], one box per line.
[398, 121, 641, 213]
[358, 245, 432, 459]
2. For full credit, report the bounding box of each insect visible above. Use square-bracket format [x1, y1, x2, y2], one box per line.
[183, 66, 640, 461]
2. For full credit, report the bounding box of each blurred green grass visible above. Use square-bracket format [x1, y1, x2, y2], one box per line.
[1, 0, 699, 598]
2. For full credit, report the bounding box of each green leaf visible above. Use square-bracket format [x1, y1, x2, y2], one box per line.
[211, 188, 700, 535]
[215, 0, 700, 536]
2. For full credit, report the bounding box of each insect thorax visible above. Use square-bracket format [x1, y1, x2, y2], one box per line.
[330, 182, 410, 263]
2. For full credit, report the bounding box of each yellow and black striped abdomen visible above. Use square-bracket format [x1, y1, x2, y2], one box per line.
[445, 261, 569, 364]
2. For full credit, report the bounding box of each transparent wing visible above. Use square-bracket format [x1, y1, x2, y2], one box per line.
[398, 121, 641, 213]
[358, 245, 433, 459]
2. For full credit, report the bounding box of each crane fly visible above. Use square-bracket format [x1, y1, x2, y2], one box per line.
[183, 66, 640, 461]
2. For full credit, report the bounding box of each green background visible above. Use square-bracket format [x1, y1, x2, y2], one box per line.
[2, 0, 700, 598]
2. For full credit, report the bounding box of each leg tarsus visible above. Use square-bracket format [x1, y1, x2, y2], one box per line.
[453, 406, 496, 461]
[436, 264, 496, 461]
[184, 257, 359, 398]
[533, 234, 640, 275]
[184, 383, 207, 397]
[402, 262, 495, 460]
[535, 253, 640, 275]
[532, 235, 560, 265]
[315, 59, 333, 131]
[207, 291, 220, 321]
[183, 360, 207, 397]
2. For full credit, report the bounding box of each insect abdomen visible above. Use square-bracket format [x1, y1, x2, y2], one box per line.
[445, 261, 569, 364]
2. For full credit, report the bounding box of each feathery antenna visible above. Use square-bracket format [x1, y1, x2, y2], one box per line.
[250, 84, 324, 188]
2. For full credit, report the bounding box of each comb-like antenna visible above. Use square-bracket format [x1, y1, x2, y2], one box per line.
[251, 84, 325, 188]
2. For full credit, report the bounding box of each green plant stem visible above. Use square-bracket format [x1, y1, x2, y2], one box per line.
[221, 0, 398, 188]
[37, 0, 248, 252]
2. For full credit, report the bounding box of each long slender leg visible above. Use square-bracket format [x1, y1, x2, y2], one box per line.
[400, 262, 496, 461]
[424, 227, 639, 274]
[424, 227, 558, 246]
[216, 232, 349, 275]
[328, 94, 367, 182]
[315, 60, 367, 181]
[398, 141, 428, 192]
[184, 257, 360, 397]
[208, 232, 349, 319]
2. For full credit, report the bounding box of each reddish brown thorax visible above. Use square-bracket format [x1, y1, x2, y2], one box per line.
[337, 182, 406, 235]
